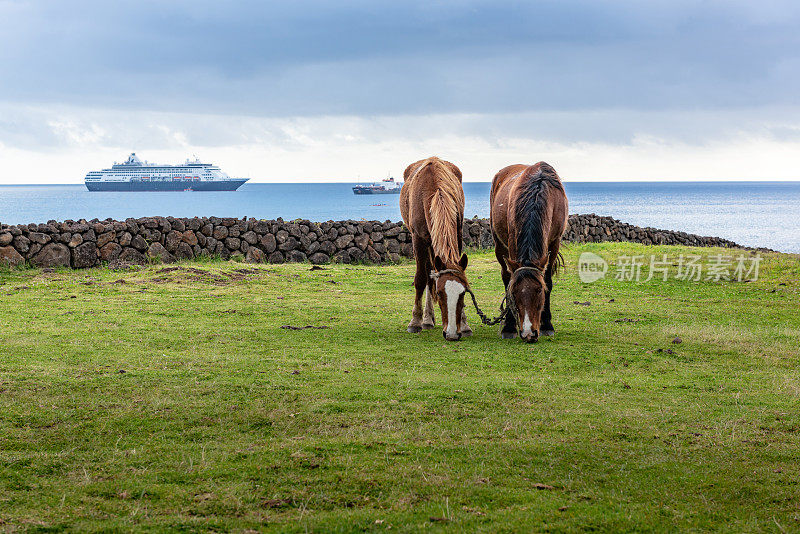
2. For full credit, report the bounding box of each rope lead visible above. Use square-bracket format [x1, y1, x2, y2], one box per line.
[464, 265, 543, 327]
[432, 266, 538, 327]
[465, 287, 508, 326]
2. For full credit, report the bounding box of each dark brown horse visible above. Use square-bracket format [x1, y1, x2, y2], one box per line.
[400, 157, 471, 341]
[490, 162, 568, 342]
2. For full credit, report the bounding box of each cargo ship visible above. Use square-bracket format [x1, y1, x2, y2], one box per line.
[84, 153, 249, 191]
[352, 177, 402, 195]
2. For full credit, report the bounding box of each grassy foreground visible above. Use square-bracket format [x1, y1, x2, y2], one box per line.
[1, 243, 799, 533]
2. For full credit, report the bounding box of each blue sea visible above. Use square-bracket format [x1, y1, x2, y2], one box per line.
[1, 182, 799, 253]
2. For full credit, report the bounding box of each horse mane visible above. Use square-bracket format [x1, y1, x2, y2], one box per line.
[424, 158, 464, 265]
[514, 162, 563, 269]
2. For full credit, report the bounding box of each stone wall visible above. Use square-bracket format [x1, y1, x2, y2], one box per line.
[0, 214, 742, 269]
[561, 213, 741, 248]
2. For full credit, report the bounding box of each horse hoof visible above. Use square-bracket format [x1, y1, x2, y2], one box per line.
[421, 322, 435, 330]
[460, 328, 473, 338]
[407, 325, 423, 334]
[500, 331, 517, 339]
[540, 329, 555, 337]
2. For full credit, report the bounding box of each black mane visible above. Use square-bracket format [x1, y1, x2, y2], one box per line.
[515, 163, 562, 267]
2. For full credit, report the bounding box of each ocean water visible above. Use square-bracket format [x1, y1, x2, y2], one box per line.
[1, 182, 799, 253]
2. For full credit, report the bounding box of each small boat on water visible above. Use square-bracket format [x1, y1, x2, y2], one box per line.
[352, 177, 403, 195]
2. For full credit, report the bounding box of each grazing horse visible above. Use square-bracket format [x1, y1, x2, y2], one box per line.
[400, 157, 471, 341]
[490, 162, 568, 343]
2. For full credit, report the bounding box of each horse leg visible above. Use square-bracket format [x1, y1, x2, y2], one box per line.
[458, 268, 472, 338]
[407, 237, 428, 333]
[496, 247, 517, 339]
[453, 218, 472, 337]
[540, 259, 555, 337]
[457, 217, 464, 254]
[422, 245, 436, 328]
[459, 309, 472, 337]
[422, 283, 436, 329]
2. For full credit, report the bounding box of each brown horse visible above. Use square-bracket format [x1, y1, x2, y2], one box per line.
[400, 157, 471, 341]
[490, 162, 568, 343]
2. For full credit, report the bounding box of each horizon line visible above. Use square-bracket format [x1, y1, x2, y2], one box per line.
[2, 179, 800, 186]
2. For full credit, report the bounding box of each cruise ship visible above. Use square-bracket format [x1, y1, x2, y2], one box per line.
[84, 153, 249, 191]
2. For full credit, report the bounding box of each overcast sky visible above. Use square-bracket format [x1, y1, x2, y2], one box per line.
[1, 0, 799, 183]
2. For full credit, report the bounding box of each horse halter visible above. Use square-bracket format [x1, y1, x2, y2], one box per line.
[429, 268, 463, 281]
[428, 267, 473, 328]
[431, 267, 504, 326]
[433, 265, 546, 328]
[503, 265, 545, 328]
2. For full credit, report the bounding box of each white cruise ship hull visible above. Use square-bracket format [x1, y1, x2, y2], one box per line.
[86, 179, 248, 192]
[84, 153, 249, 192]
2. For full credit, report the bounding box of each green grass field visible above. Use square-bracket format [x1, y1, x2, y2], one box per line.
[1, 243, 799, 532]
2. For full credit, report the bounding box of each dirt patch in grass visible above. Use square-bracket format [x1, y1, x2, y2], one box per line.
[141, 265, 266, 286]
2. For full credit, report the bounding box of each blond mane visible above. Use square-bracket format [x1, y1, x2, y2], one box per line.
[412, 158, 464, 265]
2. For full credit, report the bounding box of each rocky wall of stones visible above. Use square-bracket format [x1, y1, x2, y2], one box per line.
[0, 214, 742, 269]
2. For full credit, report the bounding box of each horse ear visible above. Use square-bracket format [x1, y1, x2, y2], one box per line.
[505, 258, 521, 272]
[459, 253, 468, 271]
[536, 255, 549, 271]
[433, 255, 446, 272]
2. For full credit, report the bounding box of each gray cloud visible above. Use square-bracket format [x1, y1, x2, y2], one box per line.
[3, 103, 799, 154]
[1, 0, 799, 116]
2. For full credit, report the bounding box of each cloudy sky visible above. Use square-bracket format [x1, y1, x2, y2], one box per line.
[1, 0, 799, 183]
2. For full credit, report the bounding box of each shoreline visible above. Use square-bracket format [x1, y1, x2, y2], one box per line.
[2, 182, 798, 253]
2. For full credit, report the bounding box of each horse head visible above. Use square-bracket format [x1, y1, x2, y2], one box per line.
[431, 254, 469, 341]
[505, 257, 547, 343]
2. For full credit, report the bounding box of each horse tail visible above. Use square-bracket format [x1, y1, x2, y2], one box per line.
[426, 159, 464, 265]
[551, 250, 565, 276]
